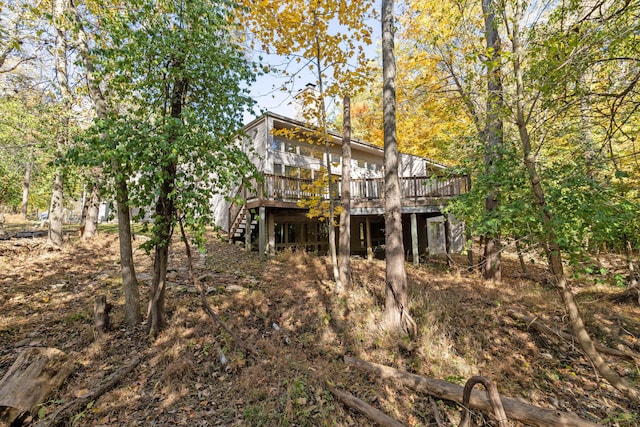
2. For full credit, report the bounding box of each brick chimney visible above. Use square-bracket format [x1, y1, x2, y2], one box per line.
[294, 83, 320, 125]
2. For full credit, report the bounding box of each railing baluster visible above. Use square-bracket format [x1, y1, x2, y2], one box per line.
[246, 173, 468, 203]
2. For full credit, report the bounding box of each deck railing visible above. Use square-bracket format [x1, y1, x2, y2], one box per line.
[242, 174, 469, 203]
[229, 174, 469, 234]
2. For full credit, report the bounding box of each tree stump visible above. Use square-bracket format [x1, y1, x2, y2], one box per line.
[0, 347, 74, 424]
[94, 294, 111, 337]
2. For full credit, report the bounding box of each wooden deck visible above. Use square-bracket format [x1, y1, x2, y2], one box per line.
[229, 174, 469, 237]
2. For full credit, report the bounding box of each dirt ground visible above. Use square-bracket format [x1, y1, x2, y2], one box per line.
[0, 220, 639, 426]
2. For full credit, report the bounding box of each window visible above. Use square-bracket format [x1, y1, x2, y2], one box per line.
[285, 141, 297, 153]
[287, 223, 299, 243]
[285, 165, 299, 178]
[357, 159, 366, 168]
[299, 145, 312, 157]
[271, 138, 283, 151]
[275, 223, 284, 244]
[368, 162, 381, 172]
[273, 163, 283, 175]
[330, 153, 341, 165]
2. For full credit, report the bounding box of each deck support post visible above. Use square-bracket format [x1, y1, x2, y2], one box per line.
[366, 217, 373, 261]
[444, 215, 452, 267]
[267, 213, 275, 255]
[258, 206, 266, 261]
[245, 210, 252, 252]
[411, 213, 419, 266]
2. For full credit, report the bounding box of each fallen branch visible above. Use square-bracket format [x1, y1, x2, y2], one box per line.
[37, 352, 145, 427]
[428, 396, 445, 427]
[507, 309, 639, 362]
[344, 356, 599, 427]
[607, 287, 640, 305]
[177, 215, 259, 358]
[459, 376, 507, 427]
[328, 385, 405, 427]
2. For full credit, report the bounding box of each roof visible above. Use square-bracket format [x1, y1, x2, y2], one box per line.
[243, 111, 449, 171]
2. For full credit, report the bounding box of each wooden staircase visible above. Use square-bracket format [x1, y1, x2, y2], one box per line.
[229, 205, 257, 242]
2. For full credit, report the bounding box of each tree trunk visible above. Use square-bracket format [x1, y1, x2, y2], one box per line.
[47, 171, 64, 247]
[466, 229, 474, 271]
[148, 232, 169, 336]
[626, 240, 638, 288]
[311, 16, 341, 291]
[48, 0, 72, 249]
[93, 294, 110, 336]
[483, 236, 501, 280]
[0, 347, 74, 424]
[21, 148, 33, 219]
[338, 95, 352, 292]
[81, 180, 100, 239]
[147, 161, 177, 337]
[515, 236, 529, 277]
[116, 177, 141, 328]
[72, 1, 140, 327]
[511, 0, 640, 403]
[481, 0, 503, 281]
[147, 67, 184, 336]
[381, 0, 415, 337]
[328, 214, 339, 283]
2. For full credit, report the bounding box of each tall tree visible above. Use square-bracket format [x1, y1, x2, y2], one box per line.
[48, 0, 73, 248]
[0, 91, 57, 215]
[338, 95, 352, 292]
[70, 0, 141, 326]
[381, 0, 416, 336]
[350, 0, 480, 164]
[0, 0, 40, 74]
[243, 0, 374, 291]
[21, 148, 34, 218]
[506, 0, 640, 402]
[94, 0, 257, 337]
[480, 0, 504, 281]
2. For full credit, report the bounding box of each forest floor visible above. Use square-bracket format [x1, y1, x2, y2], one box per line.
[1, 216, 639, 426]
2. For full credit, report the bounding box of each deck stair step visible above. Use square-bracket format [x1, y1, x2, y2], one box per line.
[232, 210, 257, 239]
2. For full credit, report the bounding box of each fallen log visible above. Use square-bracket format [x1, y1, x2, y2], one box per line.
[507, 309, 639, 362]
[0, 347, 74, 425]
[328, 386, 405, 427]
[344, 356, 599, 427]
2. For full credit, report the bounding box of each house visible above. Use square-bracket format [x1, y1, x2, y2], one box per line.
[214, 110, 469, 261]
